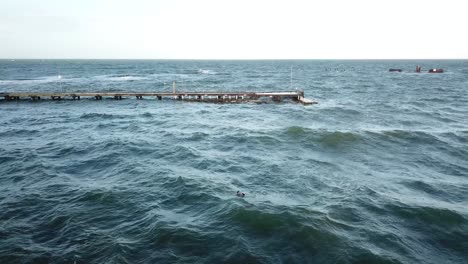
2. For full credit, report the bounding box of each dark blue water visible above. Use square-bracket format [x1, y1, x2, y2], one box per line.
[1, 60, 467, 264]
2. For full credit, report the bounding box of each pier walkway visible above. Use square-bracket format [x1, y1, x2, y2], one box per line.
[0, 90, 317, 105]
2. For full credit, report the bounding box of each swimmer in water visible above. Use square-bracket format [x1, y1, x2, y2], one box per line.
[236, 191, 245, 197]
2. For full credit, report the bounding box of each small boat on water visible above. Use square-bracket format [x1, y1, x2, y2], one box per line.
[389, 65, 444, 73]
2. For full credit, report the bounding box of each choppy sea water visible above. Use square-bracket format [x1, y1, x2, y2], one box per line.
[0, 60, 467, 264]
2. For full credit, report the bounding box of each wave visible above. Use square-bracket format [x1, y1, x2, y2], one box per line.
[140, 112, 153, 118]
[0, 74, 151, 86]
[0, 76, 66, 85]
[94, 74, 149, 82]
[80, 113, 129, 119]
[283, 126, 467, 145]
[219, 205, 406, 263]
[284, 126, 362, 147]
[401, 180, 468, 203]
[161, 146, 200, 161]
[198, 69, 217, 75]
[385, 202, 467, 228]
[0, 128, 39, 137]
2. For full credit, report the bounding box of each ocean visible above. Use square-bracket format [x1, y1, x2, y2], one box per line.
[0, 60, 467, 263]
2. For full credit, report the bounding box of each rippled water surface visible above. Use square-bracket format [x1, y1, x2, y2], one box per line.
[1, 60, 467, 263]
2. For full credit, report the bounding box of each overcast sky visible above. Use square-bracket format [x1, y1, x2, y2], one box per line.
[1, 0, 467, 59]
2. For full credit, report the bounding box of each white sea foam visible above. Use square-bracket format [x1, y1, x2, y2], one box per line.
[198, 69, 217, 75]
[0, 74, 149, 86]
[95, 75, 149, 82]
[0, 76, 65, 85]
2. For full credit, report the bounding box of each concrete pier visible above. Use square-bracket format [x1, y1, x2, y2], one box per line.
[0, 91, 317, 105]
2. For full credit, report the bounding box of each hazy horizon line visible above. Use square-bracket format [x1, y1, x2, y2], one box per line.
[1, 58, 467, 61]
